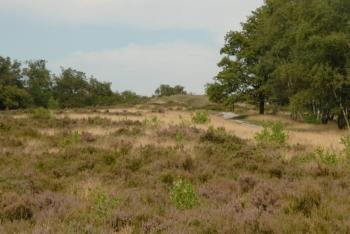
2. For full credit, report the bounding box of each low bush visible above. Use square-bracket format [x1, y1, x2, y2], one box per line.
[295, 153, 315, 163]
[287, 185, 322, 217]
[314, 148, 339, 166]
[59, 131, 81, 149]
[89, 188, 119, 219]
[200, 127, 241, 145]
[170, 179, 199, 209]
[0, 193, 33, 222]
[87, 116, 112, 126]
[192, 111, 210, 124]
[175, 131, 185, 142]
[31, 107, 52, 120]
[255, 121, 288, 145]
[114, 127, 143, 136]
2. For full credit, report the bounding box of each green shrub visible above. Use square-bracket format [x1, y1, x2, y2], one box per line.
[175, 131, 185, 142]
[170, 179, 198, 209]
[59, 131, 81, 148]
[89, 188, 119, 219]
[47, 97, 59, 110]
[255, 121, 288, 145]
[200, 127, 240, 144]
[192, 111, 210, 124]
[31, 107, 52, 120]
[315, 147, 339, 166]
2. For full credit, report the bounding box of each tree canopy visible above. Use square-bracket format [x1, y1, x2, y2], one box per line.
[0, 56, 146, 110]
[154, 84, 187, 97]
[207, 0, 350, 128]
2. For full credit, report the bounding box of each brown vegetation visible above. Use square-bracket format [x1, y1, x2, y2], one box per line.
[0, 103, 350, 233]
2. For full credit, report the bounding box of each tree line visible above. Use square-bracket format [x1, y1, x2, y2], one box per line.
[206, 0, 350, 129]
[0, 56, 145, 110]
[154, 84, 187, 97]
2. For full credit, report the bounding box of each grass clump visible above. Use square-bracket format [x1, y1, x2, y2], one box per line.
[89, 188, 119, 219]
[315, 147, 339, 166]
[170, 179, 198, 210]
[143, 116, 160, 127]
[175, 131, 185, 142]
[341, 135, 350, 159]
[59, 131, 81, 149]
[31, 107, 52, 120]
[191, 111, 210, 124]
[255, 121, 288, 145]
[287, 185, 322, 217]
[87, 116, 112, 126]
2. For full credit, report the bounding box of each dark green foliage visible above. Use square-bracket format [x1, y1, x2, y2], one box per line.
[0, 57, 31, 110]
[23, 60, 52, 108]
[0, 56, 146, 111]
[154, 84, 187, 97]
[207, 0, 350, 127]
[53, 68, 92, 108]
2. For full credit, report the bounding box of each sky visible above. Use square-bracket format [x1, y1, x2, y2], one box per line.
[0, 0, 264, 95]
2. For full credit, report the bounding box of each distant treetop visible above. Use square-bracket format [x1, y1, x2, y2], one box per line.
[154, 84, 187, 97]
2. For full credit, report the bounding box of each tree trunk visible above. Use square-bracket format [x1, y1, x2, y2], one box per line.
[338, 113, 346, 129]
[259, 97, 265, 115]
[321, 113, 328, 124]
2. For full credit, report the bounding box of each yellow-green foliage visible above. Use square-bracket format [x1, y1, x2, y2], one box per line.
[170, 179, 198, 210]
[191, 111, 210, 124]
[255, 121, 288, 145]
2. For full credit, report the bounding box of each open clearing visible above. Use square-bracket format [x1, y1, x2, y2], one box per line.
[51, 106, 347, 151]
[1, 101, 350, 233]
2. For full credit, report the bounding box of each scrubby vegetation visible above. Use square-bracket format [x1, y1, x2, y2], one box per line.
[1, 105, 350, 233]
[255, 121, 288, 145]
[191, 111, 210, 124]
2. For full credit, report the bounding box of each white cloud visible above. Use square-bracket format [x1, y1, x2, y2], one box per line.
[1, 0, 263, 38]
[49, 43, 220, 95]
[2, 0, 264, 95]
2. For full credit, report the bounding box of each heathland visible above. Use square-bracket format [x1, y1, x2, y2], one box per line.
[1, 96, 350, 233]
